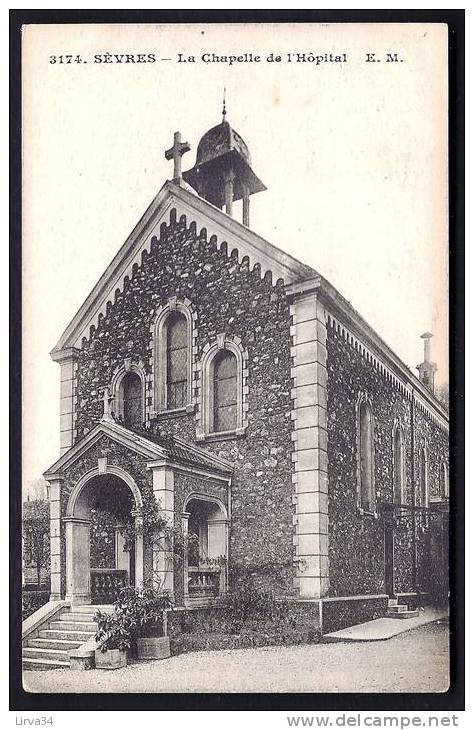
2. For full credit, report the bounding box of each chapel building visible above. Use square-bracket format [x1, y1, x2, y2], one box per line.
[44, 111, 449, 613]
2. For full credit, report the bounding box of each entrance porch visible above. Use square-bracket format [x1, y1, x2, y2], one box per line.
[44, 418, 233, 607]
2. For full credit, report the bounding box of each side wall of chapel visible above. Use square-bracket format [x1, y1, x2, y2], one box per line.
[325, 319, 449, 597]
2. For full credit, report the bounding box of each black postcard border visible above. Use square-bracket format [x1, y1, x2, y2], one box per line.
[9, 8, 465, 713]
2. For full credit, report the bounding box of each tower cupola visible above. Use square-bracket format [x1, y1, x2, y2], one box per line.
[183, 102, 266, 227]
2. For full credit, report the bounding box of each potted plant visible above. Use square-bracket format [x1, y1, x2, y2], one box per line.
[94, 607, 131, 669]
[104, 586, 173, 659]
[132, 586, 173, 660]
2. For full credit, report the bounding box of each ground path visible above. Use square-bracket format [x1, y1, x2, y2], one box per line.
[24, 619, 449, 694]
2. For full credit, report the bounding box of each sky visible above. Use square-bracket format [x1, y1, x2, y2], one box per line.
[22, 22, 449, 491]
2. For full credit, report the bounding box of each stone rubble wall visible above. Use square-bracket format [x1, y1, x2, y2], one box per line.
[73, 215, 296, 596]
[325, 322, 449, 597]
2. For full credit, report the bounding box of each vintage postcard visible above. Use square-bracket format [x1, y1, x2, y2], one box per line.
[19, 19, 454, 699]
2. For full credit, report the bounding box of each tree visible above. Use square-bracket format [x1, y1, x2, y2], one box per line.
[23, 500, 50, 587]
[24, 476, 49, 501]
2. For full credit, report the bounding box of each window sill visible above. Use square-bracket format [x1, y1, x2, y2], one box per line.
[358, 507, 378, 518]
[197, 428, 246, 443]
[152, 404, 195, 419]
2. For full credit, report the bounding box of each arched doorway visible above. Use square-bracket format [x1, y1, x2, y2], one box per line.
[64, 467, 143, 605]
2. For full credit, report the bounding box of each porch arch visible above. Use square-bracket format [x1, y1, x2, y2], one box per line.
[182, 493, 229, 606]
[65, 466, 144, 604]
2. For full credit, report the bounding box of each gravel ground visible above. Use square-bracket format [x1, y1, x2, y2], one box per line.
[24, 620, 449, 694]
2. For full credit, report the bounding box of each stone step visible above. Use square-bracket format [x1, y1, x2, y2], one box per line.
[59, 612, 96, 623]
[39, 628, 94, 642]
[388, 604, 408, 613]
[50, 620, 96, 632]
[73, 604, 112, 613]
[386, 609, 419, 619]
[27, 637, 82, 651]
[23, 646, 70, 663]
[23, 656, 70, 671]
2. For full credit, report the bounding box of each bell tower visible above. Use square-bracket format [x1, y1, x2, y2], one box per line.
[183, 100, 266, 227]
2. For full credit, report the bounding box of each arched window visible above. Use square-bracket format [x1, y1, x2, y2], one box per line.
[213, 350, 237, 433]
[166, 312, 188, 409]
[393, 425, 406, 505]
[419, 445, 429, 507]
[440, 462, 449, 500]
[357, 396, 375, 513]
[152, 299, 195, 414]
[198, 335, 248, 440]
[110, 362, 146, 428]
[121, 372, 142, 428]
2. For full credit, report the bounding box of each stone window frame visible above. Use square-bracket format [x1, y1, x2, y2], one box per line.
[196, 334, 248, 442]
[110, 358, 147, 426]
[355, 391, 376, 515]
[150, 297, 197, 417]
[440, 461, 449, 500]
[392, 419, 407, 505]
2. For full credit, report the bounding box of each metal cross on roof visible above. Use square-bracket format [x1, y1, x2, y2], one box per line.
[165, 131, 191, 181]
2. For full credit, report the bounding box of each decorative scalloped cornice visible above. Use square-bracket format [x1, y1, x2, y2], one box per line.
[51, 180, 316, 356]
[326, 314, 448, 432]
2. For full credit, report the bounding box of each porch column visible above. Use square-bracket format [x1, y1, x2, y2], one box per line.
[147, 461, 175, 593]
[207, 518, 228, 559]
[181, 512, 190, 605]
[207, 518, 229, 594]
[115, 526, 129, 573]
[47, 475, 64, 601]
[64, 516, 91, 604]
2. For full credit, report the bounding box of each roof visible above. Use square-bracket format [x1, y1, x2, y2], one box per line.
[126, 423, 234, 472]
[195, 120, 251, 167]
[44, 418, 233, 478]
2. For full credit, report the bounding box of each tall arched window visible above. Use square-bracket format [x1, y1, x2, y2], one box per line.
[152, 298, 195, 414]
[357, 397, 375, 513]
[121, 372, 142, 428]
[393, 425, 406, 505]
[198, 335, 248, 440]
[213, 350, 237, 433]
[166, 312, 188, 409]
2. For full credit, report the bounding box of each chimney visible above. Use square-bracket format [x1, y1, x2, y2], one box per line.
[416, 332, 437, 393]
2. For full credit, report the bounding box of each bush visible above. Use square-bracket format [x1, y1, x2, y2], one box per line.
[215, 586, 289, 632]
[95, 585, 173, 652]
[167, 587, 321, 655]
[22, 589, 49, 620]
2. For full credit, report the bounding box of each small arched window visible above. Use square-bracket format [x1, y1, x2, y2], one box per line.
[440, 461, 449, 500]
[419, 445, 429, 507]
[213, 350, 238, 433]
[393, 425, 406, 505]
[121, 372, 142, 428]
[166, 312, 188, 409]
[357, 397, 375, 513]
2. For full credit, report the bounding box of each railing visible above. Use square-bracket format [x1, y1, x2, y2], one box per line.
[187, 567, 220, 600]
[90, 568, 128, 605]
